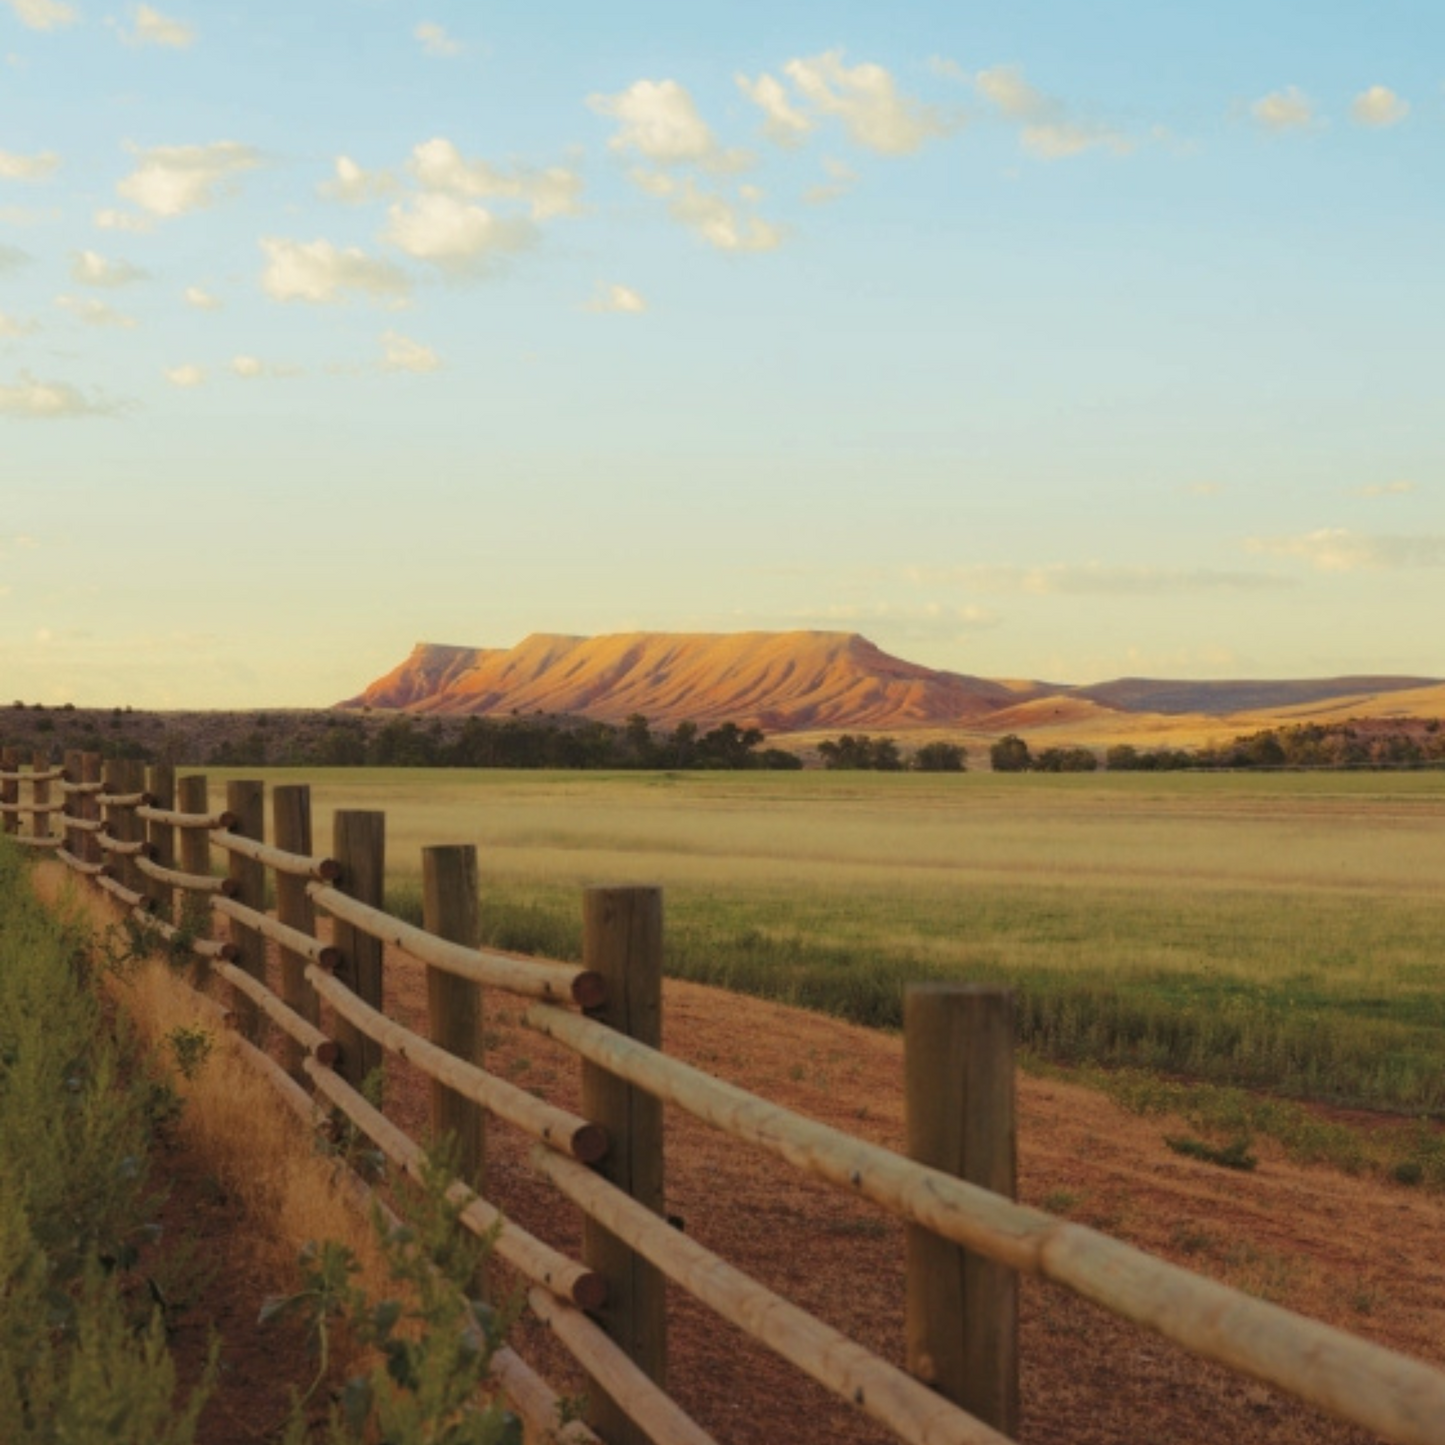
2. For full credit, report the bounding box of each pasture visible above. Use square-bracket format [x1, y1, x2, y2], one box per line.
[209, 767, 1445, 1115]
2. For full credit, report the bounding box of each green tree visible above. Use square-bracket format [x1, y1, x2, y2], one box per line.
[912, 741, 967, 772]
[989, 734, 1032, 772]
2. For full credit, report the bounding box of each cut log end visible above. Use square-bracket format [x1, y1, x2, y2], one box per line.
[571, 971, 608, 1011]
[317, 945, 341, 970]
[571, 1271, 608, 1313]
[316, 857, 341, 881]
[313, 1039, 339, 1067]
[570, 1122, 609, 1165]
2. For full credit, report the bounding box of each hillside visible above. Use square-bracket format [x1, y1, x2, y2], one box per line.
[344, 632, 1442, 740]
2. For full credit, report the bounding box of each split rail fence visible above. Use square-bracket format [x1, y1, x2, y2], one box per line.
[3, 746, 1445, 1445]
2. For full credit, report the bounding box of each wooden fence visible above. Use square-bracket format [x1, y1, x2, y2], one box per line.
[3, 747, 1445, 1445]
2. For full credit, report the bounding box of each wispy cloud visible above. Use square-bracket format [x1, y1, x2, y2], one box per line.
[6, 0, 77, 31]
[1351, 85, 1409, 128]
[407, 138, 583, 220]
[0, 373, 113, 419]
[628, 169, 782, 252]
[70, 249, 147, 286]
[0, 147, 60, 181]
[183, 284, 221, 310]
[320, 155, 397, 204]
[590, 79, 750, 172]
[260, 237, 410, 305]
[231, 354, 299, 379]
[0, 245, 30, 273]
[735, 72, 814, 148]
[1354, 480, 1415, 498]
[116, 140, 261, 218]
[908, 562, 1289, 595]
[163, 363, 204, 387]
[380, 330, 439, 372]
[1245, 528, 1445, 571]
[784, 50, 952, 155]
[1250, 86, 1317, 132]
[56, 293, 137, 327]
[586, 282, 646, 314]
[803, 156, 857, 206]
[94, 207, 154, 233]
[120, 4, 194, 48]
[414, 21, 460, 58]
[974, 65, 1131, 159]
[0, 310, 39, 336]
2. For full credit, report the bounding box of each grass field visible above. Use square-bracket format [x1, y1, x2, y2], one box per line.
[207, 767, 1445, 1115]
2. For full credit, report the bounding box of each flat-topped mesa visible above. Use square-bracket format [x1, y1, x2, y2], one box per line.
[340, 630, 1027, 732]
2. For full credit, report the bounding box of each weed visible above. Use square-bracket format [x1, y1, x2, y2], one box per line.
[1165, 1135, 1258, 1171]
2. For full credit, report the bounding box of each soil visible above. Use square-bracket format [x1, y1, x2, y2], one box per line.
[39, 865, 1445, 1445]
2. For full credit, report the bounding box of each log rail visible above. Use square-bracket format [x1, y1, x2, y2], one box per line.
[3, 753, 1443, 1445]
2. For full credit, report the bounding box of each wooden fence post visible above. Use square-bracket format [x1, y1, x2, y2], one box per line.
[31, 748, 51, 840]
[904, 983, 1019, 1436]
[332, 810, 385, 1091]
[177, 775, 211, 983]
[579, 885, 666, 1445]
[0, 746, 17, 836]
[422, 845, 485, 1195]
[273, 784, 320, 1081]
[225, 780, 267, 1041]
[146, 762, 176, 920]
[114, 758, 147, 893]
[80, 754, 102, 868]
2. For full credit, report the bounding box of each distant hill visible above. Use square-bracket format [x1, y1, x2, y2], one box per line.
[342, 632, 1443, 740]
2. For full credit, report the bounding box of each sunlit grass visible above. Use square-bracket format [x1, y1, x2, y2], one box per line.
[205, 768, 1445, 1112]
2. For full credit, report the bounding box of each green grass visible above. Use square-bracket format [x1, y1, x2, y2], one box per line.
[205, 767, 1445, 1114]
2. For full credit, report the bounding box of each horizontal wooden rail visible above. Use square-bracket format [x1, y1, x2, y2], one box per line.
[96, 874, 155, 913]
[302, 1058, 604, 1311]
[0, 766, 65, 783]
[0, 799, 67, 815]
[13, 834, 62, 848]
[210, 956, 337, 1064]
[57, 847, 106, 876]
[525, 1005, 1445, 1445]
[136, 804, 236, 830]
[525, 1287, 719, 1445]
[96, 789, 147, 808]
[209, 828, 340, 881]
[209, 895, 338, 968]
[135, 855, 236, 895]
[63, 815, 103, 833]
[145, 912, 237, 962]
[533, 1146, 1005, 1445]
[59, 779, 104, 795]
[308, 883, 606, 1008]
[305, 962, 605, 1163]
[96, 832, 156, 858]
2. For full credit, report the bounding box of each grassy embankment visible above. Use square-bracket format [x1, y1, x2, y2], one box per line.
[207, 767, 1445, 1132]
[0, 839, 210, 1443]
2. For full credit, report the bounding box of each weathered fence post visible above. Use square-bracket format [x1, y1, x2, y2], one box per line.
[904, 983, 1019, 1435]
[0, 746, 17, 836]
[145, 762, 176, 920]
[176, 775, 211, 981]
[226, 780, 267, 1040]
[579, 885, 666, 1445]
[273, 784, 321, 1081]
[114, 758, 147, 893]
[61, 749, 82, 859]
[422, 845, 485, 1194]
[332, 810, 385, 1091]
[31, 748, 51, 841]
[80, 754, 102, 868]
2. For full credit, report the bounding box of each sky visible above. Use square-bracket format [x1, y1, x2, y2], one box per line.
[1, 0, 1442, 707]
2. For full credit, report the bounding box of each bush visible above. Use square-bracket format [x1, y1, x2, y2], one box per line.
[989, 734, 1031, 772]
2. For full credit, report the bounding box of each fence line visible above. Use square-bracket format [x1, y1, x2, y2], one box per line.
[3, 752, 1444, 1445]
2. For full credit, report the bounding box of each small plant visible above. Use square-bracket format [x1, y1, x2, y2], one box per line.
[166, 1025, 213, 1082]
[1165, 1134, 1258, 1171]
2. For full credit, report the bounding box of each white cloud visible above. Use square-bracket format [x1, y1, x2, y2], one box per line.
[407, 138, 583, 219]
[70, 249, 146, 286]
[320, 155, 397, 204]
[381, 330, 439, 372]
[260, 237, 410, 305]
[786, 601, 1000, 637]
[183, 284, 220, 310]
[0, 310, 38, 336]
[1351, 85, 1409, 128]
[975, 65, 1130, 158]
[414, 21, 460, 58]
[908, 562, 1289, 595]
[1355, 480, 1415, 498]
[164, 363, 204, 387]
[6, 0, 76, 30]
[784, 50, 949, 155]
[382, 192, 537, 272]
[587, 283, 646, 314]
[116, 141, 261, 218]
[803, 156, 857, 205]
[0, 374, 111, 419]
[1246, 528, 1445, 571]
[1250, 86, 1316, 132]
[94, 207, 153, 232]
[928, 56, 966, 83]
[0, 147, 60, 181]
[125, 4, 193, 48]
[636, 172, 782, 252]
[230, 354, 299, 379]
[56, 293, 137, 327]
[590, 78, 749, 171]
[735, 72, 814, 147]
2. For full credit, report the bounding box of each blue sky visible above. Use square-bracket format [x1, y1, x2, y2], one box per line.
[1, 1, 1441, 706]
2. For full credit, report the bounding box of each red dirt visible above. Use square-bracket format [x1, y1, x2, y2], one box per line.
[40, 865, 1445, 1444]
